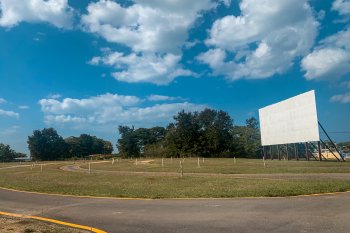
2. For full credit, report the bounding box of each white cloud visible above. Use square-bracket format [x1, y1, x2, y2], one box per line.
[82, 0, 223, 84]
[0, 0, 74, 28]
[39, 93, 206, 131]
[331, 92, 350, 103]
[0, 109, 19, 118]
[39, 93, 141, 115]
[301, 27, 350, 80]
[89, 51, 194, 85]
[0, 98, 6, 104]
[47, 94, 62, 99]
[302, 48, 350, 80]
[332, 0, 350, 17]
[147, 95, 181, 102]
[0, 125, 20, 135]
[82, 0, 214, 53]
[199, 0, 318, 80]
[18, 105, 30, 110]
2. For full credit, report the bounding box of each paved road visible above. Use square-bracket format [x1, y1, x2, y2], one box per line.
[1, 188, 350, 233]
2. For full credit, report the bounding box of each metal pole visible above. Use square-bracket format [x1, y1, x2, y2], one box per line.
[305, 142, 309, 161]
[277, 145, 281, 160]
[318, 122, 345, 161]
[286, 144, 289, 160]
[318, 141, 322, 161]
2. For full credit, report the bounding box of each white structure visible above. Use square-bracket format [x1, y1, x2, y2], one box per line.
[259, 90, 320, 146]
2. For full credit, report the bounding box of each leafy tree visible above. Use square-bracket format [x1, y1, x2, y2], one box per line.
[171, 110, 201, 156]
[65, 136, 82, 157]
[197, 109, 233, 157]
[65, 134, 113, 158]
[0, 143, 18, 162]
[232, 117, 261, 158]
[117, 111, 261, 158]
[27, 128, 67, 161]
[117, 126, 140, 157]
[164, 109, 234, 157]
[103, 141, 113, 154]
[117, 126, 166, 157]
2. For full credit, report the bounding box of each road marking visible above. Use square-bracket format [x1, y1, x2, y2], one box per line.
[0, 211, 107, 233]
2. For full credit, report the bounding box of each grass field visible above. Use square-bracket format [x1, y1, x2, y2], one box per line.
[0, 216, 89, 233]
[0, 158, 350, 198]
[81, 157, 350, 174]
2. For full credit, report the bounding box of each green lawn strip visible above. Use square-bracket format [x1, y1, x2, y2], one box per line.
[0, 164, 349, 198]
[80, 158, 350, 174]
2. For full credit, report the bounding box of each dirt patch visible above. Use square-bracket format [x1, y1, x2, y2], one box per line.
[0, 216, 90, 233]
[138, 160, 154, 164]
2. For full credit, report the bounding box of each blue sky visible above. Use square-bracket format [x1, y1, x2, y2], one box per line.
[0, 0, 350, 153]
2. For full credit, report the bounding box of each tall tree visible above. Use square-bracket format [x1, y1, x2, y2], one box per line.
[65, 134, 113, 158]
[197, 109, 234, 157]
[0, 143, 17, 162]
[172, 110, 201, 156]
[232, 117, 261, 158]
[117, 126, 140, 157]
[27, 128, 67, 160]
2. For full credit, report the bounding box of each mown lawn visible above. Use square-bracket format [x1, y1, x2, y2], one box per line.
[81, 158, 350, 174]
[0, 160, 349, 198]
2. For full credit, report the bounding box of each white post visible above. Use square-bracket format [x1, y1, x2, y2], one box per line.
[180, 160, 183, 177]
[197, 157, 200, 168]
[234, 157, 236, 164]
[112, 158, 115, 165]
[40, 164, 43, 173]
[162, 158, 164, 168]
[135, 158, 138, 166]
[89, 162, 91, 175]
[263, 157, 266, 168]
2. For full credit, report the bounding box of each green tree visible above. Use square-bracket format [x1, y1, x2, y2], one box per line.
[65, 134, 113, 158]
[0, 143, 17, 162]
[117, 126, 166, 157]
[171, 110, 201, 156]
[197, 109, 233, 157]
[27, 128, 67, 161]
[103, 141, 113, 154]
[232, 117, 261, 158]
[117, 126, 140, 157]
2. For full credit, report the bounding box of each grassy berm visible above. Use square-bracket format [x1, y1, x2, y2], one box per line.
[0, 158, 349, 198]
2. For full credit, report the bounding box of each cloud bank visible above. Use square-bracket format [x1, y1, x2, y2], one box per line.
[0, 0, 74, 28]
[39, 93, 207, 131]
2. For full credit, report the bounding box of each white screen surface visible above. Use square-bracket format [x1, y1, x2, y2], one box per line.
[259, 90, 320, 146]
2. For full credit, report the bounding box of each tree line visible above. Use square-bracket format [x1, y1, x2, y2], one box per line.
[0, 143, 26, 162]
[117, 108, 261, 158]
[27, 128, 113, 161]
[5, 108, 260, 161]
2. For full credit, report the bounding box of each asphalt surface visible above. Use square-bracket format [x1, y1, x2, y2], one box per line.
[1, 188, 350, 233]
